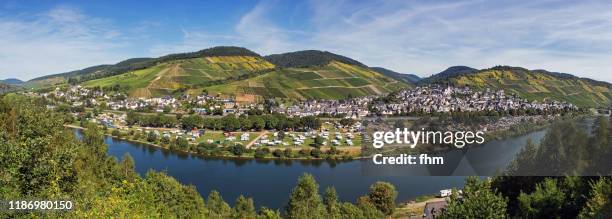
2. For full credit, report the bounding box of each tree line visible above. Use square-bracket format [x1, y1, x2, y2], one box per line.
[126, 111, 322, 131]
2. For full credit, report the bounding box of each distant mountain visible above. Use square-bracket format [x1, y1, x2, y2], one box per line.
[264, 50, 366, 68]
[370, 67, 420, 84]
[0, 82, 19, 94]
[430, 65, 612, 107]
[26, 46, 261, 88]
[0, 78, 24, 85]
[419, 66, 478, 84]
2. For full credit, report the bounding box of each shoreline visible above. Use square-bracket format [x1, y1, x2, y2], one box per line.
[66, 124, 366, 161]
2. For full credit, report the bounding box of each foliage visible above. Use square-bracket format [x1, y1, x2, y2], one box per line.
[233, 195, 257, 219]
[285, 173, 326, 219]
[517, 179, 565, 218]
[207, 190, 231, 218]
[440, 177, 508, 218]
[579, 178, 612, 218]
[0, 94, 208, 218]
[265, 50, 366, 68]
[365, 181, 398, 216]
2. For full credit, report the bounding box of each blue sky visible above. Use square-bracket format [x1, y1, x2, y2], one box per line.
[1, 0, 612, 82]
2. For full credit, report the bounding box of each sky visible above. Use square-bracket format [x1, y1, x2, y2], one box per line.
[1, 0, 612, 82]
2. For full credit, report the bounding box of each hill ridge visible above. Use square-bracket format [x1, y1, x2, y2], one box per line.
[264, 50, 366, 68]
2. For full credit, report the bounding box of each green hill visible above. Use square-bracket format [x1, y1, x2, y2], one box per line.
[82, 55, 275, 98]
[434, 66, 612, 107]
[25, 46, 261, 89]
[264, 50, 365, 68]
[418, 66, 477, 84]
[79, 48, 409, 100]
[204, 60, 409, 101]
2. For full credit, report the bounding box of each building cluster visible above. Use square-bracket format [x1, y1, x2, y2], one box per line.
[271, 97, 371, 118]
[372, 86, 576, 115]
[39, 85, 576, 119]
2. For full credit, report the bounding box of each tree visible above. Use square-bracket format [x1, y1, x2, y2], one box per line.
[366, 181, 398, 216]
[300, 116, 321, 130]
[231, 144, 245, 156]
[175, 137, 190, 151]
[579, 178, 612, 218]
[252, 116, 265, 131]
[121, 153, 135, 178]
[440, 177, 508, 218]
[147, 131, 158, 142]
[83, 122, 107, 158]
[223, 114, 241, 131]
[324, 187, 341, 219]
[233, 195, 257, 219]
[517, 178, 565, 218]
[207, 190, 231, 218]
[339, 118, 355, 127]
[161, 136, 171, 145]
[313, 136, 325, 148]
[126, 110, 139, 126]
[181, 115, 202, 130]
[272, 149, 283, 158]
[258, 207, 282, 219]
[286, 173, 326, 219]
[310, 148, 321, 158]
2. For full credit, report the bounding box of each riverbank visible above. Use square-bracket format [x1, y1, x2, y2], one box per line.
[66, 124, 364, 161]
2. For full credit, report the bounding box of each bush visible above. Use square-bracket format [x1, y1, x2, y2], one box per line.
[310, 148, 321, 158]
[230, 144, 245, 156]
[111, 129, 121, 136]
[147, 132, 158, 142]
[299, 149, 310, 156]
[272, 149, 283, 157]
[254, 149, 269, 158]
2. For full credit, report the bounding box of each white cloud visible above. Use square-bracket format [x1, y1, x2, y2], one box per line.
[0, 6, 130, 80]
[4, 1, 612, 83]
[226, 0, 612, 82]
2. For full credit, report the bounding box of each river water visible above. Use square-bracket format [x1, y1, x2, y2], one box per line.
[74, 127, 549, 209]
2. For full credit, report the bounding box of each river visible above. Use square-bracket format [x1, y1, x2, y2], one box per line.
[74, 127, 549, 209]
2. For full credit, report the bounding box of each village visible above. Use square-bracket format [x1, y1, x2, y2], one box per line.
[32, 84, 577, 118]
[25, 84, 578, 157]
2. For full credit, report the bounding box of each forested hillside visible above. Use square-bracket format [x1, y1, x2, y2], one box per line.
[418, 66, 477, 84]
[265, 50, 366, 68]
